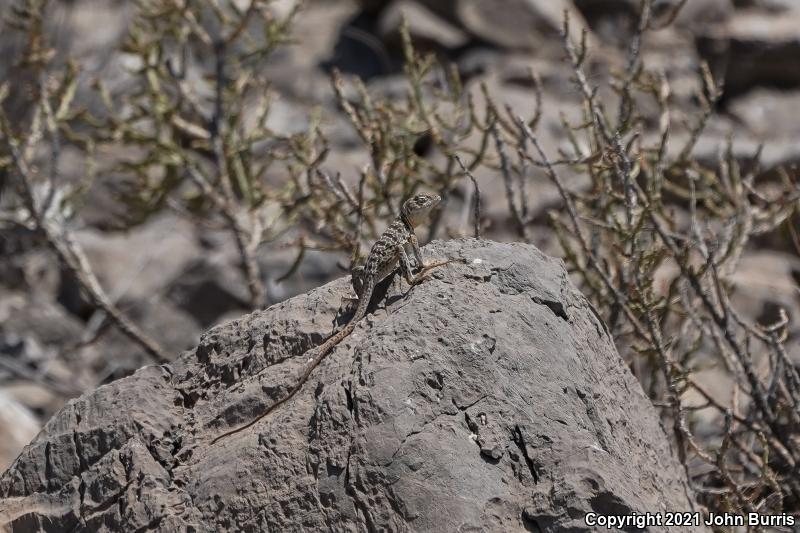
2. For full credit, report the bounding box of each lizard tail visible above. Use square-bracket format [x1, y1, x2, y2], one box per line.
[211, 278, 375, 444]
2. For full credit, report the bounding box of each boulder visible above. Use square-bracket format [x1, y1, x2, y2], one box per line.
[696, 9, 800, 97]
[669, 0, 733, 30]
[355, 0, 586, 52]
[378, 0, 470, 52]
[728, 88, 800, 140]
[455, 0, 585, 51]
[731, 0, 799, 12]
[0, 239, 704, 532]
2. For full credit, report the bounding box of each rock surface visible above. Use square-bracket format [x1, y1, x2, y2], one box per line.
[0, 239, 704, 532]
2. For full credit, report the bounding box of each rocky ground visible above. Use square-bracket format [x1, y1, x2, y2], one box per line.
[0, 240, 707, 532]
[1, 0, 799, 491]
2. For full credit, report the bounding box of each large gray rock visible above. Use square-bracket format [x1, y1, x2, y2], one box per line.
[0, 239, 704, 532]
[357, 0, 586, 52]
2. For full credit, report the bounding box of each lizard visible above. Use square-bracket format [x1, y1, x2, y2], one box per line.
[211, 192, 449, 444]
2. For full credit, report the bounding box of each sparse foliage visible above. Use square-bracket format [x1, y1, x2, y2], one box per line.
[507, 3, 800, 518]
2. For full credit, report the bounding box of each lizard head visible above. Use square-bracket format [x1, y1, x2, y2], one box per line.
[401, 192, 441, 227]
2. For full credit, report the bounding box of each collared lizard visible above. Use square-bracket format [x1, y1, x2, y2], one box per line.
[211, 192, 449, 443]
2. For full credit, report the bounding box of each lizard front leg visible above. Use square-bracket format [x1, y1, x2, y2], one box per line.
[410, 258, 457, 286]
[397, 244, 416, 285]
[409, 234, 425, 271]
[409, 234, 452, 282]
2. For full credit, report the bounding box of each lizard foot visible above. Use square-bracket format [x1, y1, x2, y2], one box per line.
[411, 259, 456, 286]
[339, 295, 359, 311]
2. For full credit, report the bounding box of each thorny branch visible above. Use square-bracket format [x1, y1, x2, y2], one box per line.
[0, 84, 169, 364]
[504, 0, 800, 514]
[454, 154, 481, 239]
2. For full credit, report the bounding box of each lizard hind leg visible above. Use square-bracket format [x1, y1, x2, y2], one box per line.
[339, 266, 364, 315]
[350, 265, 366, 299]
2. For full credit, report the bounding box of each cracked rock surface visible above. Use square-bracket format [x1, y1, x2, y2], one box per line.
[0, 239, 705, 532]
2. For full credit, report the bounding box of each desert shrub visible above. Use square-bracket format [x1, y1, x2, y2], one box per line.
[513, 7, 800, 518]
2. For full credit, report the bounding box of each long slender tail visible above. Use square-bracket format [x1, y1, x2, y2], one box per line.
[211, 280, 374, 444]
